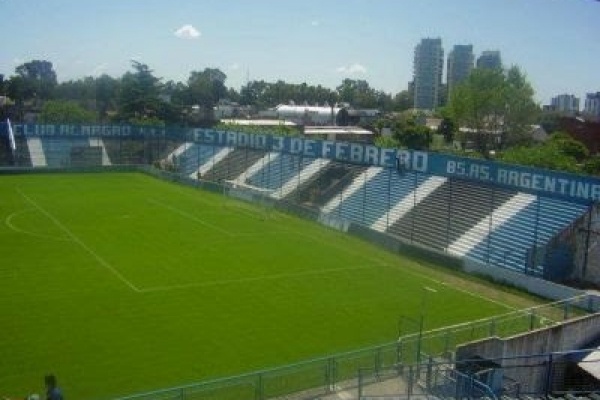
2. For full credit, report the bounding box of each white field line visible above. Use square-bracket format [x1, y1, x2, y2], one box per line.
[17, 189, 141, 293]
[142, 198, 522, 312]
[378, 262, 519, 312]
[147, 198, 234, 236]
[139, 265, 373, 293]
[406, 294, 588, 340]
[5, 209, 72, 241]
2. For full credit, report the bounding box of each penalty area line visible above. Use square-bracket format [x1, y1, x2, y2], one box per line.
[147, 198, 234, 237]
[17, 189, 141, 293]
[139, 264, 374, 293]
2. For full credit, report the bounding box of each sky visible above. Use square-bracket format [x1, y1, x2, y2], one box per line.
[1, 0, 598, 105]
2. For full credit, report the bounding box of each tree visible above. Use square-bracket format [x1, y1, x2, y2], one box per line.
[95, 74, 120, 120]
[547, 131, 588, 162]
[447, 66, 538, 157]
[374, 135, 400, 148]
[499, 144, 580, 173]
[38, 100, 97, 124]
[501, 66, 540, 147]
[583, 155, 600, 175]
[499, 132, 588, 173]
[187, 68, 228, 108]
[14, 60, 58, 101]
[392, 90, 412, 112]
[437, 108, 458, 144]
[118, 61, 163, 122]
[336, 79, 385, 109]
[393, 115, 432, 150]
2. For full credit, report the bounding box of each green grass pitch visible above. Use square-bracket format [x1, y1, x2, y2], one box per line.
[0, 172, 543, 399]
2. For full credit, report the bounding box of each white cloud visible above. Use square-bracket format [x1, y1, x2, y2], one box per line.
[228, 63, 240, 71]
[174, 24, 201, 39]
[310, 20, 320, 27]
[336, 63, 367, 75]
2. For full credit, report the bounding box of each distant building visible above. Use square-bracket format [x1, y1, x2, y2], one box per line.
[476, 50, 502, 70]
[413, 38, 444, 110]
[550, 94, 580, 116]
[584, 92, 600, 121]
[213, 100, 251, 119]
[447, 44, 474, 97]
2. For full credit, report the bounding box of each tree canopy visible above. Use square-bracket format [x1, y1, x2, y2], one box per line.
[38, 100, 97, 124]
[446, 66, 539, 157]
[499, 131, 588, 173]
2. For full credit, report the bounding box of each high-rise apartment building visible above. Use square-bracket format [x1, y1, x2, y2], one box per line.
[476, 50, 502, 70]
[413, 38, 444, 110]
[550, 94, 580, 115]
[447, 44, 474, 97]
[584, 92, 600, 120]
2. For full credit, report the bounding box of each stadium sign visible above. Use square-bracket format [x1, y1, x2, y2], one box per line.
[6, 124, 600, 204]
[193, 129, 600, 203]
[12, 123, 165, 137]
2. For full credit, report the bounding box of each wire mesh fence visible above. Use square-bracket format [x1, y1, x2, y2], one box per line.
[111, 295, 599, 400]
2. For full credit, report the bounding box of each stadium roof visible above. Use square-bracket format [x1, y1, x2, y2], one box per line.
[220, 119, 297, 126]
[303, 126, 373, 136]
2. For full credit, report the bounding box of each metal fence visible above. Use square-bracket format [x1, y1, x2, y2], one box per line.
[358, 348, 600, 399]
[112, 295, 598, 400]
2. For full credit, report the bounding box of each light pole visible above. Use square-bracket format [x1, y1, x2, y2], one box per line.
[416, 286, 437, 366]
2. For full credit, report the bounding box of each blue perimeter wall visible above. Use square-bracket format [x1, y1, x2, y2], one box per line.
[4, 122, 600, 205]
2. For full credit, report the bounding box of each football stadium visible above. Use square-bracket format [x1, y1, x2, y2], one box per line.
[1, 122, 599, 399]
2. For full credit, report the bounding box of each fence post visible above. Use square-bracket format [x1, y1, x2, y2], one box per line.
[326, 357, 337, 393]
[357, 368, 364, 398]
[489, 318, 496, 337]
[444, 331, 450, 359]
[545, 353, 553, 397]
[255, 373, 263, 400]
[180, 387, 185, 400]
[426, 356, 433, 391]
[396, 339, 403, 367]
[407, 365, 414, 400]
[375, 347, 382, 377]
[529, 311, 536, 330]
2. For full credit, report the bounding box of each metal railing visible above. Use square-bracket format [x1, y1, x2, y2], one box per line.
[358, 348, 600, 399]
[112, 295, 598, 400]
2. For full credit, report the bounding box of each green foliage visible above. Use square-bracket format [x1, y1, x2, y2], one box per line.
[499, 144, 580, 173]
[14, 60, 57, 101]
[374, 135, 400, 148]
[187, 68, 228, 108]
[548, 131, 589, 161]
[437, 116, 457, 144]
[447, 66, 538, 157]
[38, 100, 97, 123]
[583, 155, 600, 175]
[118, 61, 164, 122]
[498, 132, 590, 173]
[393, 115, 432, 150]
[392, 90, 412, 111]
[240, 80, 338, 109]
